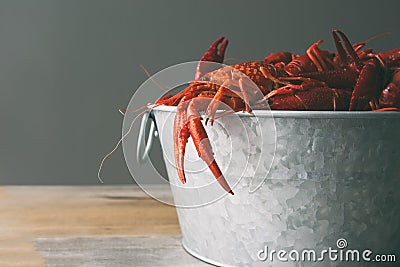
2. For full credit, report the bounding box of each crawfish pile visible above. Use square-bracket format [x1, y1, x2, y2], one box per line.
[155, 30, 400, 194]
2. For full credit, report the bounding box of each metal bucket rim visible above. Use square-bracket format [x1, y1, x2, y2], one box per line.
[152, 105, 400, 119]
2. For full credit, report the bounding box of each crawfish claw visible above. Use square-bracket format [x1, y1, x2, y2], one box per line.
[187, 100, 234, 195]
[200, 36, 229, 63]
[195, 37, 229, 80]
[174, 96, 191, 184]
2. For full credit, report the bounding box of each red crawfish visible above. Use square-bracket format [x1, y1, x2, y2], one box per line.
[155, 30, 400, 194]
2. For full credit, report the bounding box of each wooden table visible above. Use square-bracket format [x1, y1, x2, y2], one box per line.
[0, 185, 193, 267]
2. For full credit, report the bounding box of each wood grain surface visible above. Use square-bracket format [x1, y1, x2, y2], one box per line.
[35, 236, 210, 267]
[0, 186, 181, 267]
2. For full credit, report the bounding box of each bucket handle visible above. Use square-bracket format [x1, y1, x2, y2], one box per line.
[137, 110, 158, 164]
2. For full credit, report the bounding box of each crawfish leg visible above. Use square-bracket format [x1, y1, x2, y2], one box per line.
[264, 51, 293, 65]
[187, 100, 234, 195]
[205, 81, 229, 125]
[205, 80, 251, 125]
[260, 66, 326, 90]
[307, 40, 327, 72]
[156, 83, 205, 106]
[238, 78, 253, 114]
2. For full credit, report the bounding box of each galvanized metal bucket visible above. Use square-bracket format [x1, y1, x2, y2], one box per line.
[148, 106, 400, 266]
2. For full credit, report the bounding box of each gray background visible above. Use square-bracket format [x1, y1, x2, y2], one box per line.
[0, 0, 398, 185]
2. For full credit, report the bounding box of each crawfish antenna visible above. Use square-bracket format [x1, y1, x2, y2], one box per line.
[353, 32, 392, 52]
[364, 31, 392, 44]
[139, 64, 170, 93]
[97, 107, 150, 183]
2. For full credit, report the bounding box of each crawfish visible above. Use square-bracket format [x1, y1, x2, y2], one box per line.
[156, 35, 339, 194]
[156, 61, 280, 194]
[155, 31, 400, 194]
[262, 30, 400, 111]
